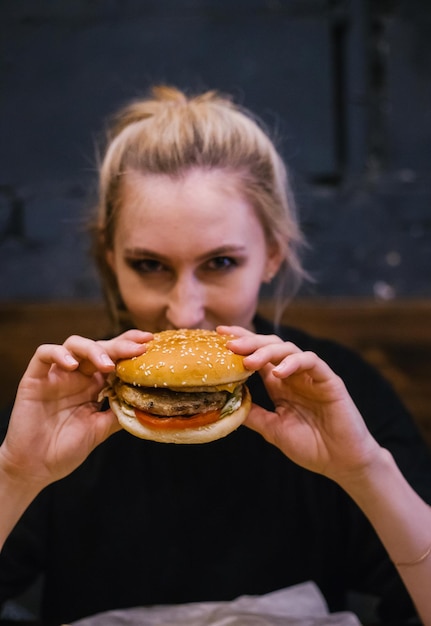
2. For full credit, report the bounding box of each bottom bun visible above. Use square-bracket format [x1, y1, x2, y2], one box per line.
[110, 386, 251, 444]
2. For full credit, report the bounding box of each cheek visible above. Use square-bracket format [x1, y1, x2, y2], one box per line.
[208, 274, 262, 325]
[120, 290, 162, 331]
[112, 269, 155, 323]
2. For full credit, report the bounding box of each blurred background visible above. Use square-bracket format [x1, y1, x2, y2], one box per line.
[1, 0, 430, 302]
[1, 0, 431, 444]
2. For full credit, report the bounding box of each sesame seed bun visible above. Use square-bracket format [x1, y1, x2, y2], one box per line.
[116, 329, 250, 390]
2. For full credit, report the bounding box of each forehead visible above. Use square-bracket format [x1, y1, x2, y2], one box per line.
[116, 168, 265, 243]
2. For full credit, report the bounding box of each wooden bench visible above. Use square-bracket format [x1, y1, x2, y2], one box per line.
[1, 299, 431, 447]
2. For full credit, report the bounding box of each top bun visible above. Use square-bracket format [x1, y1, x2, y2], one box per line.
[116, 329, 251, 389]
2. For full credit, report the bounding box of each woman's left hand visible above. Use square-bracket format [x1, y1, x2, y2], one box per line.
[219, 326, 382, 484]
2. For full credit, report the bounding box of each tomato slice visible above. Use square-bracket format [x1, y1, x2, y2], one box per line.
[134, 408, 222, 431]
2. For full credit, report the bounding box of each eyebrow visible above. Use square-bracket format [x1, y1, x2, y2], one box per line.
[124, 245, 248, 263]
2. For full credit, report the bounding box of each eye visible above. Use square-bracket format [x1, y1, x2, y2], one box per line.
[206, 256, 238, 271]
[126, 258, 166, 274]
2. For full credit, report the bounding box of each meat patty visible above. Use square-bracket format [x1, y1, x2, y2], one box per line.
[114, 380, 229, 417]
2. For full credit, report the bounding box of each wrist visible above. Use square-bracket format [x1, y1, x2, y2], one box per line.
[334, 445, 395, 500]
[0, 444, 46, 550]
[0, 443, 48, 496]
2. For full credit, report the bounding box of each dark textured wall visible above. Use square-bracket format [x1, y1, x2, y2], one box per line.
[1, 0, 430, 301]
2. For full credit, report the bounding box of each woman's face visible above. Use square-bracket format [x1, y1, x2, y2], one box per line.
[106, 168, 281, 333]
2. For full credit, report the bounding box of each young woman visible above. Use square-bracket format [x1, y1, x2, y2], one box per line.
[1, 86, 430, 625]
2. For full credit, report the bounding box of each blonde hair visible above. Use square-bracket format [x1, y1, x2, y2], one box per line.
[91, 85, 309, 331]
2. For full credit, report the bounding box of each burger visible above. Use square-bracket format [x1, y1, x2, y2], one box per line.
[107, 328, 253, 444]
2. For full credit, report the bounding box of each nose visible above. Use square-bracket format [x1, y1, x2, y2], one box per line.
[165, 273, 206, 329]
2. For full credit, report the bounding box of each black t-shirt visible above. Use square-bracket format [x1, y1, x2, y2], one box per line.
[1, 316, 430, 624]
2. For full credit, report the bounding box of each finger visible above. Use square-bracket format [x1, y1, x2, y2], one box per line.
[225, 331, 284, 352]
[229, 337, 302, 370]
[272, 350, 339, 384]
[216, 325, 254, 339]
[97, 330, 153, 361]
[217, 326, 286, 350]
[24, 344, 80, 379]
[63, 331, 153, 377]
[62, 335, 118, 376]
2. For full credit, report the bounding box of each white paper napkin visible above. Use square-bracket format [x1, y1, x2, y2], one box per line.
[70, 581, 362, 626]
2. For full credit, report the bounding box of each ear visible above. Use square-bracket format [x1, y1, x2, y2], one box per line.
[263, 245, 283, 283]
[105, 249, 116, 273]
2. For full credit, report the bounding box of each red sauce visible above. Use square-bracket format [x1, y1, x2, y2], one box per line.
[134, 408, 222, 430]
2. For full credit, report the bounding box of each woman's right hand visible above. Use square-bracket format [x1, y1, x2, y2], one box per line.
[0, 330, 152, 491]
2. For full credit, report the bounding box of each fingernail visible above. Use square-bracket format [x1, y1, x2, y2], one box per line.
[65, 354, 78, 365]
[101, 354, 115, 366]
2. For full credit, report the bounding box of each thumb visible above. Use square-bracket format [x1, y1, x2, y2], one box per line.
[91, 409, 124, 448]
[243, 403, 276, 440]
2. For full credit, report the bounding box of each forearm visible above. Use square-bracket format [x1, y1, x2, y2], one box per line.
[339, 448, 431, 624]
